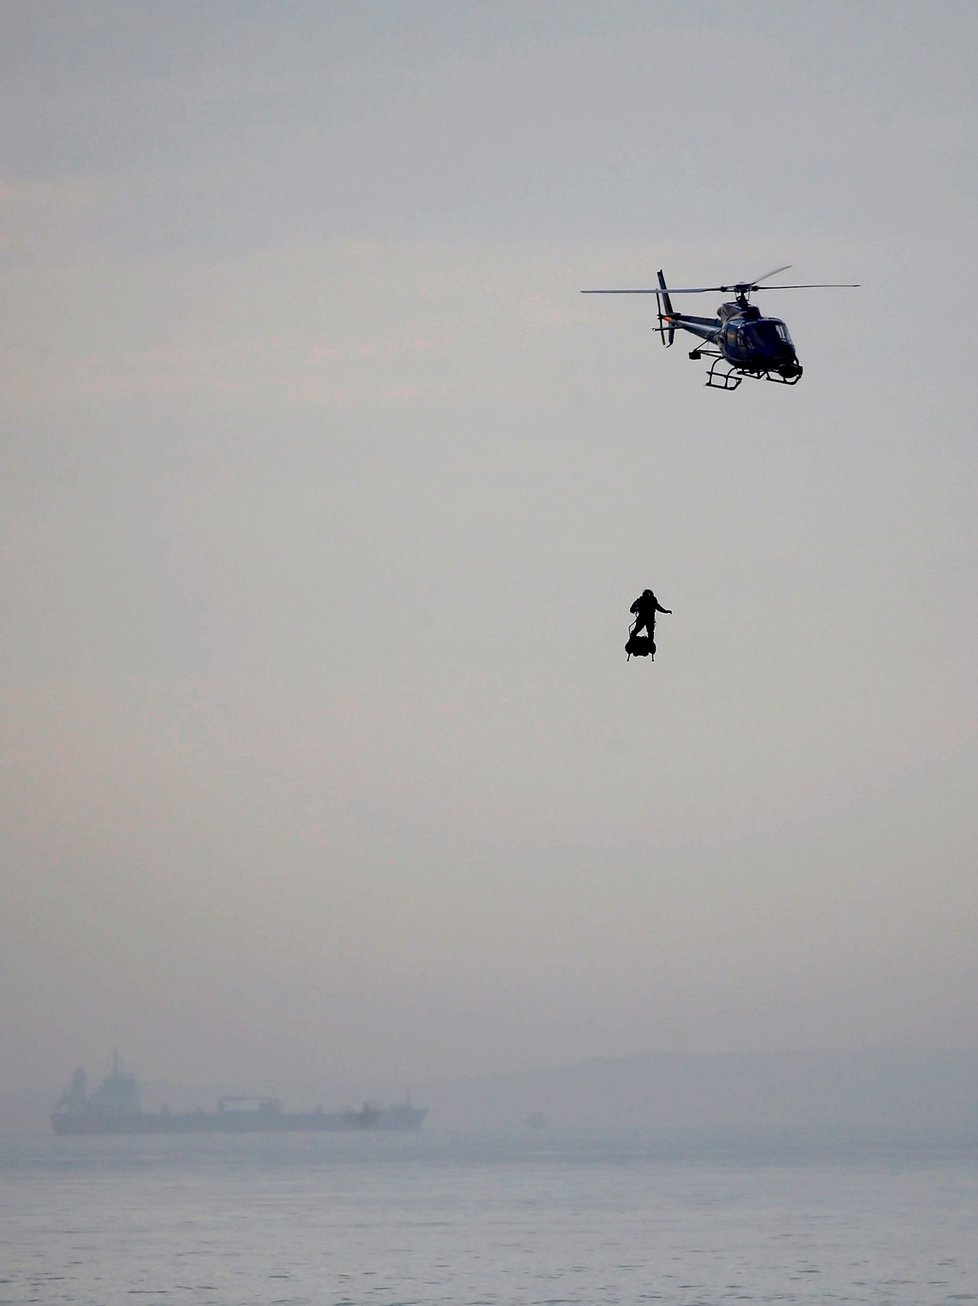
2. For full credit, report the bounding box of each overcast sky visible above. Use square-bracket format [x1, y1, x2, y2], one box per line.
[2, 0, 976, 1102]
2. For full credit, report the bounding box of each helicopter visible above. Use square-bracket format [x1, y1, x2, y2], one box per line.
[581, 266, 859, 391]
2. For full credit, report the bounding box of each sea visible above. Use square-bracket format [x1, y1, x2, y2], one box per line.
[1, 1127, 975, 1305]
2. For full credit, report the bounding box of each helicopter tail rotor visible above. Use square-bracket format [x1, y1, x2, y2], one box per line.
[655, 269, 675, 347]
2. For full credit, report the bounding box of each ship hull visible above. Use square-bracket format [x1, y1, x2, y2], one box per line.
[51, 1107, 380, 1135]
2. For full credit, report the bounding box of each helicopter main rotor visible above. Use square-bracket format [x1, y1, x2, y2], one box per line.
[581, 264, 860, 305]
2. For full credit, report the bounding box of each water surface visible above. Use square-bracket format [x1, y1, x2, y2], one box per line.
[1, 1128, 975, 1304]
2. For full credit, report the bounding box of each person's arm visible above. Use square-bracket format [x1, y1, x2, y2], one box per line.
[656, 601, 672, 614]
[629, 599, 640, 614]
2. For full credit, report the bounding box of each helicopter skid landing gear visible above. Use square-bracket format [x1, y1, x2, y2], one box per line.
[704, 357, 743, 391]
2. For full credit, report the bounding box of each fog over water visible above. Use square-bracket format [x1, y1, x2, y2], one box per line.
[2, 1, 976, 1105]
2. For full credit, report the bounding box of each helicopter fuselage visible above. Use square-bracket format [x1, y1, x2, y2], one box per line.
[665, 301, 803, 383]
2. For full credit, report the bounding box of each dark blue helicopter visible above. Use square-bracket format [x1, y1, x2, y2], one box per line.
[582, 266, 858, 391]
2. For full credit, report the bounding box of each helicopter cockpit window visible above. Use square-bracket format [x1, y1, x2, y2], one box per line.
[744, 322, 784, 352]
[746, 319, 772, 347]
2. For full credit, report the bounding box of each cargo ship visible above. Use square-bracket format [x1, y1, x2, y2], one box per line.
[51, 1055, 427, 1135]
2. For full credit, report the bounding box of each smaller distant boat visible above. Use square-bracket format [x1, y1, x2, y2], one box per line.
[51, 1055, 426, 1135]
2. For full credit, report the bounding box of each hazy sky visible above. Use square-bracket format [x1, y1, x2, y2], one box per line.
[2, 0, 976, 1101]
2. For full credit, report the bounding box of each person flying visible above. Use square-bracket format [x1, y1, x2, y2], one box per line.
[629, 588, 672, 637]
[626, 588, 672, 660]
